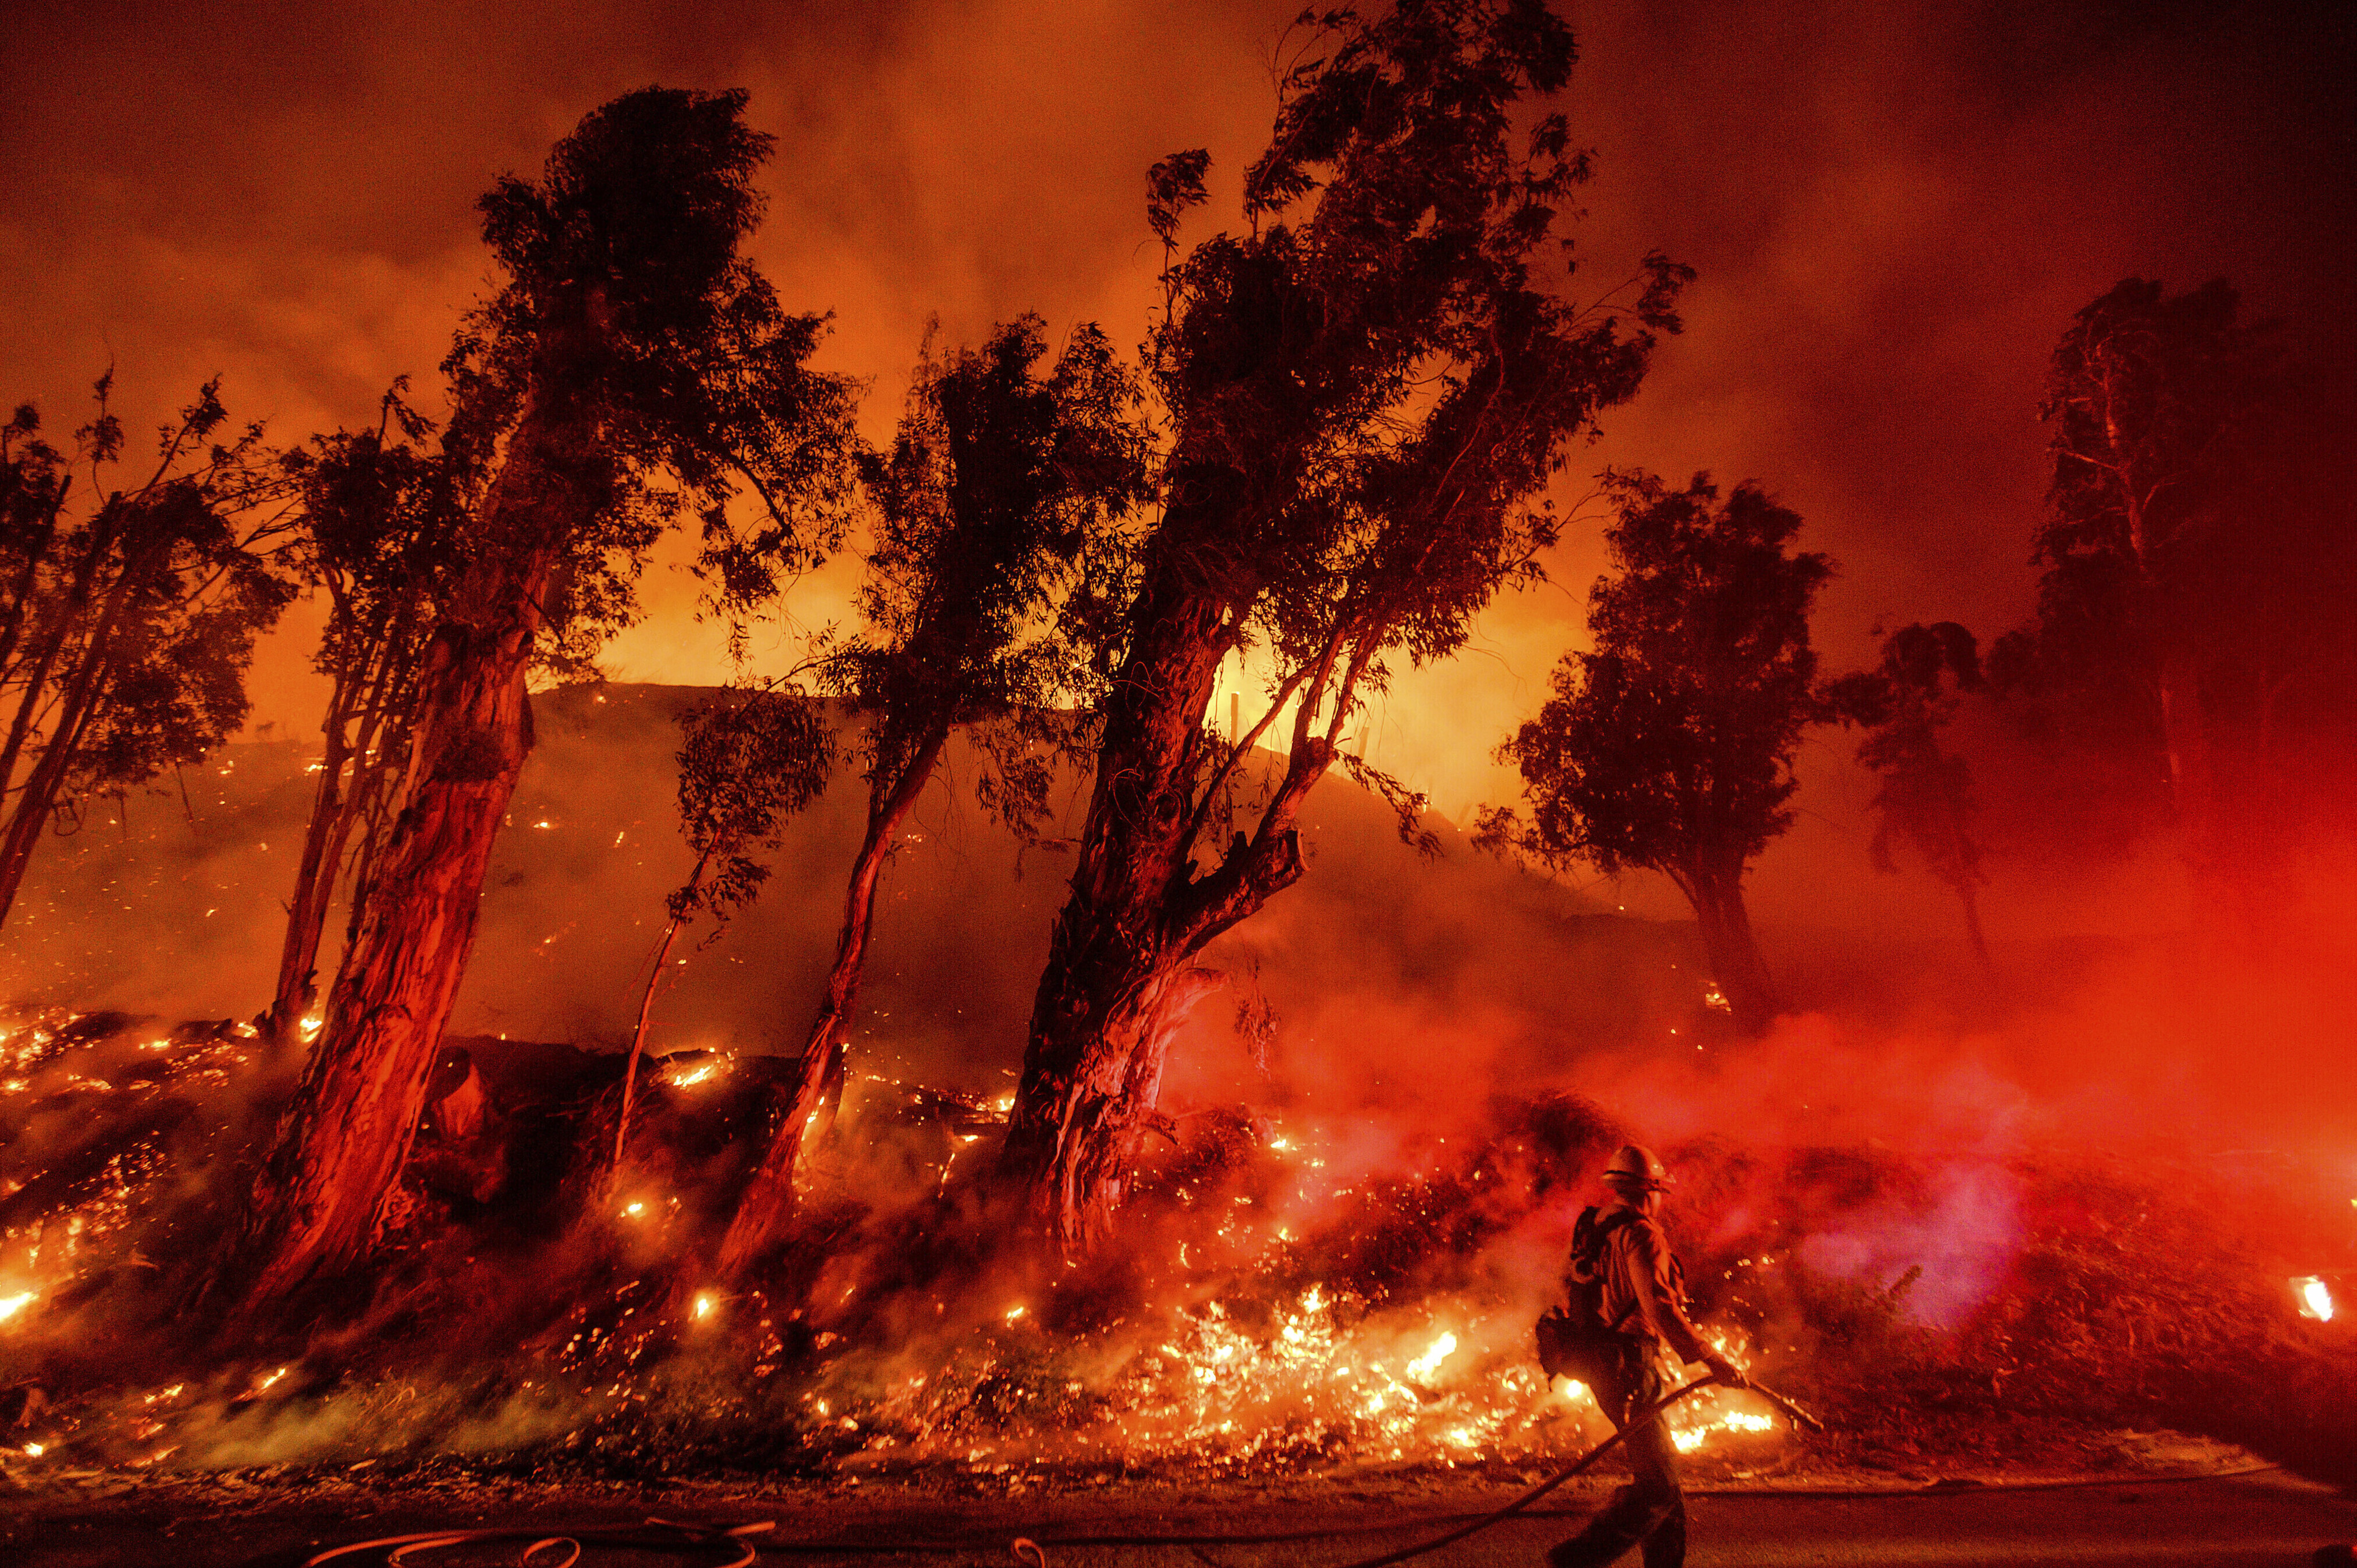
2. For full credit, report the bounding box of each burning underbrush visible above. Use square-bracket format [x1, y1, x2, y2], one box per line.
[1, 1007, 2350, 1494]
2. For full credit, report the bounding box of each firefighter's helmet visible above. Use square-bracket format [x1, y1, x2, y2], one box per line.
[1603, 1143, 1674, 1191]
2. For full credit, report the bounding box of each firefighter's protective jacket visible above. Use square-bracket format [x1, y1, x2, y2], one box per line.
[1593, 1205, 1713, 1364]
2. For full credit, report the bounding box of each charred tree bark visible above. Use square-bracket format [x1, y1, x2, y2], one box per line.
[716, 729, 944, 1277]
[998, 508, 1330, 1252]
[234, 397, 589, 1305]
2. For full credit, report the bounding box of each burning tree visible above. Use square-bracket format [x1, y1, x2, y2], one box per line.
[261, 388, 466, 1046]
[0, 378, 297, 937]
[716, 316, 1150, 1275]
[996, 0, 1687, 1251]
[1483, 470, 1833, 1036]
[233, 87, 863, 1306]
[1825, 621, 1994, 976]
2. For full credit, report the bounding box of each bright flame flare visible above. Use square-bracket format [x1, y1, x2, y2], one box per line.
[0, 1291, 35, 1324]
[2295, 1276, 2334, 1322]
[1405, 1331, 1458, 1381]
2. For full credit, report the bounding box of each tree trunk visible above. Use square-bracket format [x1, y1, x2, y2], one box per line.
[716, 728, 944, 1278]
[265, 688, 356, 1046]
[997, 505, 1325, 1252]
[613, 884, 697, 1173]
[0, 556, 147, 930]
[1684, 866, 1778, 1036]
[234, 397, 589, 1305]
[0, 669, 105, 929]
[1954, 876, 1996, 981]
[2155, 651, 2222, 900]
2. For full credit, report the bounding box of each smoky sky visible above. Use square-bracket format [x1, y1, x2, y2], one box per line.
[3, 0, 2350, 933]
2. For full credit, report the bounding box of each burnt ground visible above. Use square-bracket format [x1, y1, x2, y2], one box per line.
[8, 1440, 2352, 1568]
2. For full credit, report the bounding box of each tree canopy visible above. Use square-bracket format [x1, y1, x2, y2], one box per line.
[0, 378, 297, 935]
[1485, 469, 1831, 1032]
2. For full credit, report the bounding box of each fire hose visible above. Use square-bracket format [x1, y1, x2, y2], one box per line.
[1312, 1372, 1819, 1568]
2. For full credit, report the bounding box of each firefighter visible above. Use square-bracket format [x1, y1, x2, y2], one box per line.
[1547, 1144, 1744, 1568]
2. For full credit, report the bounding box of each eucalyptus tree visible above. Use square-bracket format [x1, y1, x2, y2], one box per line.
[995, 0, 1688, 1251]
[236, 87, 862, 1305]
[1997, 278, 2273, 893]
[262, 386, 466, 1046]
[714, 314, 1148, 1275]
[0, 379, 296, 937]
[1484, 471, 1833, 1037]
[1827, 622, 1994, 975]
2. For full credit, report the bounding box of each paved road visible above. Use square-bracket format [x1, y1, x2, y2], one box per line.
[10, 1472, 2352, 1567]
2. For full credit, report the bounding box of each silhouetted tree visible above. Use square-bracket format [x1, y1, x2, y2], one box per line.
[997, 0, 1687, 1251]
[0, 378, 297, 936]
[1992, 281, 2357, 923]
[1483, 470, 1832, 1036]
[1825, 622, 1993, 975]
[716, 314, 1149, 1275]
[236, 87, 863, 1306]
[262, 386, 466, 1046]
[1990, 278, 2269, 893]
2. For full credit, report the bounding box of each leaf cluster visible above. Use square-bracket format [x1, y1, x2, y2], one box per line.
[1489, 470, 1832, 889]
[668, 686, 833, 927]
[440, 87, 865, 669]
[1, 377, 297, 818]
[279, 380, 468, 686]
[834, 315, 1152, 829]
[1823, 622, 1986, 889]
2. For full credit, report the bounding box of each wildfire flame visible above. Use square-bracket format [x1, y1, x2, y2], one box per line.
[0, 1290, 35, 1324]
[1405, 1331, 1458, 1381]
[2294, 1275, 2334, 1322]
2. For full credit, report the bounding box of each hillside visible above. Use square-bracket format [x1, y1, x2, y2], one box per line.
[1, 684, 1721, 1108]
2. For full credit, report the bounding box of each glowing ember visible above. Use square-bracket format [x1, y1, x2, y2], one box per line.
[624, 1202, 647, 1218]
[22, 1442, 42, 1457]
[1004, 1305, 1027, 1322]
[693, 1292, 718, 1320]
[0, 1290, 35, 1323]
[2294, 1275, 2335, 1322]
[299, 1015, 323, 1038]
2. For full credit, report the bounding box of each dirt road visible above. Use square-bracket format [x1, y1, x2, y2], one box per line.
[8, 1470, 2350, 1567]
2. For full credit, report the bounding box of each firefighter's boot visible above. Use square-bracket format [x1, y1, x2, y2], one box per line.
[1544, 1484, 1682, 1568]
